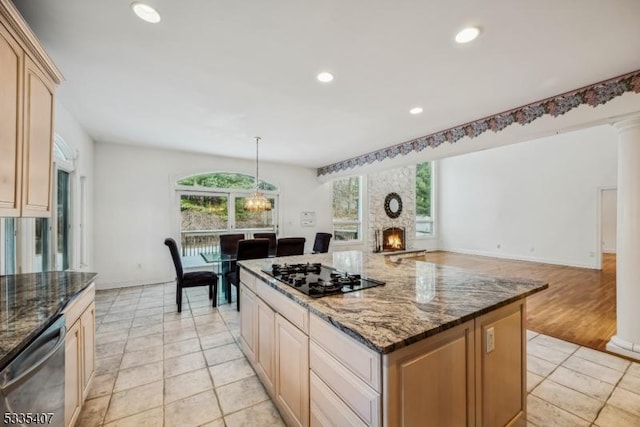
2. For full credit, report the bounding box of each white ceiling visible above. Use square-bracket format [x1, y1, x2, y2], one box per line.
[12, 0, 640, 168]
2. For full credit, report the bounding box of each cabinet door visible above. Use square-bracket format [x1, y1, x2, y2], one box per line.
[275, 314, 309, 427]
[0, 23, 23, 217]
[239, 284, 257, 362]
[81, 302, 96, 400]
[21, 55, 54, 217]
[64, 320, 82, 427]
[255, 298, 275, 396]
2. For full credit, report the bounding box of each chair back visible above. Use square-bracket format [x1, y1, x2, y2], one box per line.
[253, 232, 277, 256]
[237, 239, 270, 261]
[276, 237, 306, 257]
[164, 238, 183, 279]
[312, 232, 332, 253]
[220, 233, 245, 256]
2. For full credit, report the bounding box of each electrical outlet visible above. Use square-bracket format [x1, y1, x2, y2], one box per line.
[486, 327, 495, 353]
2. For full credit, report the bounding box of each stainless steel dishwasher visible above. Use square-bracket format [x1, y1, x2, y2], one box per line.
[0, 315, 66, 427]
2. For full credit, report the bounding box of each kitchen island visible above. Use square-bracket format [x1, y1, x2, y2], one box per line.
[238, 251, 547, 427]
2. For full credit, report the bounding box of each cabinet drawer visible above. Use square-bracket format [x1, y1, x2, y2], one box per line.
[256, 280, 308, 333]
[310, 314, 381, 392]
[311, 342, 380, 426]
[239, 268, 257, 292]
[310, 372, 367, 427]
[63, 283, 95, 329]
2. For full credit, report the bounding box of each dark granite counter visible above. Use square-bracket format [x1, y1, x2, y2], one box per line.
[240, 251, 547, 354]
[0, 271, 98, 369]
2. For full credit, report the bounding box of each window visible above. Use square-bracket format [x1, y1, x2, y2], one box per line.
[177, 172, 278, 260]
[332, 176, 361, 241]
[416, 162, 434, 236]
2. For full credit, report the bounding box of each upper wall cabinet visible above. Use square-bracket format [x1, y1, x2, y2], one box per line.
[0, 0, 62, 217]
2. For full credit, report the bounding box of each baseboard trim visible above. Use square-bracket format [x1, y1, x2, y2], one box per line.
[437, 247, 598, 269]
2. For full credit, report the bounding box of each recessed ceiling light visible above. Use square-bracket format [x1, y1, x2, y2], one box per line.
[317, 72, 334, 83]
[131, 2, 161, 23]
[410, 107, 423, 115]
[455, 27, 480, 43]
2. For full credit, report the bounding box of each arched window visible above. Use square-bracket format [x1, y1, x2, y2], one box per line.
[176, 172, 279, 261]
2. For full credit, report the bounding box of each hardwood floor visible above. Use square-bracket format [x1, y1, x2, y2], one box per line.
[417, 251, 616, 352]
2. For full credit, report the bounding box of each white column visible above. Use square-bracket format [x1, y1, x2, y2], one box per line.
[607, 116, 640, 361]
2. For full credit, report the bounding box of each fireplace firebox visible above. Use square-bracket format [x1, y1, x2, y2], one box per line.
[382, 227, 405, 252]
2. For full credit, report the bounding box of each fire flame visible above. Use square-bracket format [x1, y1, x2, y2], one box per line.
[387, 234, 403, 249]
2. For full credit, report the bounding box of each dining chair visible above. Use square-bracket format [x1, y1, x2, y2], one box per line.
[312, 232, 332, 253]
[253, 232, 277, 256]
[219, 233, 245, 302]
[225, 239, 270, 311]
[164, 238, 218, 313]
[276, 237, 306, 257]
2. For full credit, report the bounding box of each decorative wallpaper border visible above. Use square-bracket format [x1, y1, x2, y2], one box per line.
[317, 69, 640, 176]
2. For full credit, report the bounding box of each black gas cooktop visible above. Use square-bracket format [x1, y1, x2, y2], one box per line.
[261, 263, 385, 298]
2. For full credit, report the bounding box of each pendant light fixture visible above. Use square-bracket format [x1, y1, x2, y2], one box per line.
[244, 137, 272, 212]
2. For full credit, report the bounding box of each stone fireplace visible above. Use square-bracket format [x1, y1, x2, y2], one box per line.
[382, 227, 406, 252]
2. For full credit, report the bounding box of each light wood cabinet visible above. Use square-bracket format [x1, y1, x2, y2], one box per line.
[275, 313, 309, 427]
[255, 297, 276, 396]
[63, 284, 96, 427]
[239, 283, 257, 363]
[0, 0, 62, 217]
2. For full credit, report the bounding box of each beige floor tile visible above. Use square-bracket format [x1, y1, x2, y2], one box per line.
[137, 300, 163, 310]
[573, 347, 631, 372]
[103, 407, 164, 427]
[528, 341, 573, 365]
[95, 354, 123, 375]
[189, 298, 214, 309]
[125, 333, 164, 352]
[528, 355, 558, 377]
[628, 362, 640, 377]
[210, 358, 255, 387]
[531, 334, 580, 355]
[216, 375, 269, 415]
[562, 355, 624, 385]
[97, 319, 133, 334]
[164, 327, 199, 344]
[224, 400, 285, 427]
[96, 340, 127, 358]
[619, 371, 640, 395]
[527, 371, 544, 392]
[134, 307, 164, 318]
[164, 351, 207, 378]
[114, 361, 163, 392]
[200, 330, 236, 350]
[200, 418, 226, 427]
[532, 379, 603, 422]
[164, 318, 195, 330]
[76, 395, 110, 427]
[196, 322, 229, 337]
[131, 313, 164, 327]
[594, 404, 640, 427]
[104, 380, 164, 423]
[526, 395, 590, 427]
[164, 390, 222, 427]
[103, 311, 136, 323]
[526, 330, 539, 341]
[164, 368, 213, 404]
[87, 372, 116, 399]
[607, 387, 640, 417]
[120, 346, 163, 370]
[96, 330, 129, 345]
[548, 366, 615, 401]
[191, 306, 220, 317]
[204, 342, 244, 366]
[164, 337, 202, 359]
[128, 323, 163, 338]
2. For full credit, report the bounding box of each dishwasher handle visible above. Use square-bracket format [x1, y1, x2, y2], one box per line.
[0, 316, 66, 395]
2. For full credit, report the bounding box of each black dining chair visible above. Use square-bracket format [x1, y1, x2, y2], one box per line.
[164, 238, 218, 313]
[276, 237, 306, 257]
[219, 233, 245, 302]
[225, 239, 270, 311]
[253, 232, 277, 256]
[312, 232, 332, 253]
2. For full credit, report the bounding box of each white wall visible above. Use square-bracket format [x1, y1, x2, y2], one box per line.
[55, 102, 95, 271]
[439, 125, 618, 268]
[601, 188, 617, 254]
[93, 143, 332, 288]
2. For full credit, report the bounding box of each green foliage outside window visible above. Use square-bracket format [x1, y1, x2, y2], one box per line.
[416, 162, 431, 217]
[178, 172, 276, 191]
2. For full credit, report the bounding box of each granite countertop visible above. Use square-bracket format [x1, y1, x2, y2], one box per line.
[239, 251, 548, 354]
[0, 271, 98, 369]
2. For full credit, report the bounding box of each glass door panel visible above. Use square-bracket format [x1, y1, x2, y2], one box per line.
[233, 196, 276, 231]
[57, 170, 70, 270]
[180, 193, 229, 257]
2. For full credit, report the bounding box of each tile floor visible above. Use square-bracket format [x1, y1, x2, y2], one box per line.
[81, 283, 640, 426]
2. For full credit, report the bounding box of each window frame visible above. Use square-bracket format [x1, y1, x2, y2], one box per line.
[415, 161, 436, 239]
[332, 175, 363, 244]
